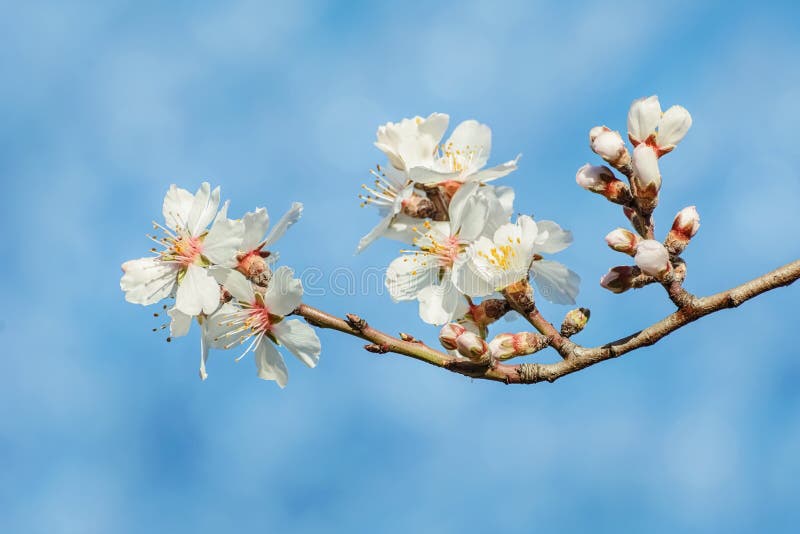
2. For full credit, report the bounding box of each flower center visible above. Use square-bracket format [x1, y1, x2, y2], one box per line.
[245, 304, 273, 333]
[166, 234, 204, 267]
[478, 244, 516, 271]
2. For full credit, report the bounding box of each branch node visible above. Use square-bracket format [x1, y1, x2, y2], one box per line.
[364, 343, 390, 354]
[345, 313, 367, 332]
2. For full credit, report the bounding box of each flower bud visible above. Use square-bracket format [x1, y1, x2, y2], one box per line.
[560, 307, 591, 337]
[439, 323, 466, 351]
[455, 331, 491, 363]
[590, 127, 631, 167]
[665, 206, 700, 255]
[605, 228, 640, 255]
[575, 164, 633, 205]
[634, 239, 672, 279]
[600, 266, 637, 294]
[631, 144, 661, 211]
[488, 332, 548, 360]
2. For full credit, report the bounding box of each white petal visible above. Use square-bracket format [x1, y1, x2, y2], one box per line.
[407, 166, 460, 184]
[657, 105, 692, 149]
[418, 112, 450, 144]
[473, 155, 520, 182]
[264, 266, 303, 316]
[273, 319, 321, 368]
[175, 264, 221, 316]
[120, 257, 177, 305]
[199, 319, 209, 380]
[530, 260, 580, 305]
[241, 207, 270, 252]
[168, 307, 192, 337]
[479, 184, 515, 237]
[255, 340, 289, 387]
[263, 202, 303, 248]
[220, 269, 255, 304]
[187, 183, 221, 236]
[385, 255, 440, 301]
[204, 215, 245, 267]
[417, 278, 469, 326]
[452, 253, 495, 298]
[445, 120, 492, 170]
[447, 180, 481, 238]
[162, 185, 195, 232]
[356, 211, 394, 254]
[627, 95, 661, 144]
[533, 221, 573, 254]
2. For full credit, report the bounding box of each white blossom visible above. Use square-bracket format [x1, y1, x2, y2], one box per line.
[457, 215, 580, 304]
[208, 268, 321, 387]
[385, 181, 489, 325]
[407, 119, 520, 185]
[120, 183, 244, 317]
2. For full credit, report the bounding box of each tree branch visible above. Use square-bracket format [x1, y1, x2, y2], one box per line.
[295, 259, 800, 385]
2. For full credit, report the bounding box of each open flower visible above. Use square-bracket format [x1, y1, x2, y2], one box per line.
[457, 215, 580, 305]
[208, 268, 321, 387]
[385, 181, 489, 325]
[358, 113, 449, 253]
[120, 183, 244, 316]
[407, 119, 520, 185]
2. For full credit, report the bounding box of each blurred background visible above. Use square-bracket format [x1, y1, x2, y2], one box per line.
[2, 0, 799, 532]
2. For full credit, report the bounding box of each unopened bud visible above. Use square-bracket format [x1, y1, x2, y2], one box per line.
[560, 308, 591, 337]
[590, 127, 631, 168]
[488, 332, 548, 361]
[439, 323, 466, 351]
[665, 206, 700, 254]
[605, 228, 640, 255]
[400, 194, 436, 218]
[631, 144, 661, 211]
[575, 164, 633, 205]
[634, 239, 672, 279]
[455, 331, 491, 363]
[600, 266, 638, 294]
[465, 298, 511, 331]
[237, 253, 272, 287]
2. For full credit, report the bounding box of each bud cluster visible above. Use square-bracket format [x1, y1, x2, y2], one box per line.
[581, 96, 702, 295]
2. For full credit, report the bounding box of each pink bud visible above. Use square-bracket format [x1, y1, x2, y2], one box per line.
[439, 323, 466, 351]
[455, 331, 490, 362]
[665, 206, 700, 255]
[671, 206, 700, 239]
[590, 127, 631, 167]
[634, 240, 671, 278]
[605, 228, 640, 255]
[575, 164, 632, 205]
[600, 266, 637, 294]
[488, 332, 547, 360]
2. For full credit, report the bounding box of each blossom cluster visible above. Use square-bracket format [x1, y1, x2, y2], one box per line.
[359, 114, 581, 334]
[120, 183, 320, 386]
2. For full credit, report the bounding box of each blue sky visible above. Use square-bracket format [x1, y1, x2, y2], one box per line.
[2, 1, 799, 532]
